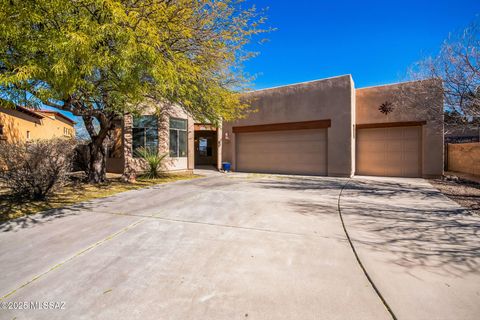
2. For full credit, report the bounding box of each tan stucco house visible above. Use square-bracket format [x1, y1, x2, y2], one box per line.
[0, 105, 76, 142]
[108, 75, 444, 178]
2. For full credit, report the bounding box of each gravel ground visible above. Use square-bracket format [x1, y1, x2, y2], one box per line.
[429, 177, 480, 215]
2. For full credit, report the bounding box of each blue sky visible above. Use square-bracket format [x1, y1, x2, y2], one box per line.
[63, 0, 479, 133]
[245, 0, 480, 89]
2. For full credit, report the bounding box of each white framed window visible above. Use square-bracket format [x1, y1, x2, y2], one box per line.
[169, 118, 187, 157]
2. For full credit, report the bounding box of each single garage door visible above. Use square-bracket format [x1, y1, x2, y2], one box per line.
[236, 129, 327, 175]
[356, 126, 422, 177]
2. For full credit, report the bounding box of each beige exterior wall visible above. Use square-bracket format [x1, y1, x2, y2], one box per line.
[350, 78, 356, 174]
[119, 104, 194, 175]
[222, 75, 355, 177]
[111, 76, 444, 178]
[160, 105, 194, 171]
[0, 108, 75, 143]
[355, 80, 444, 178]
[447, 142, 480, 177]
[216, 125, 223, 170]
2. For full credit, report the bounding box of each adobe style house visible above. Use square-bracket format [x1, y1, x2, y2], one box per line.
[107, 75, 444, 178]
[0, 105, 76, 142]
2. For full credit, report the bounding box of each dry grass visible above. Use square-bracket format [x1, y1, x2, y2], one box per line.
[0, 173, 200, 221]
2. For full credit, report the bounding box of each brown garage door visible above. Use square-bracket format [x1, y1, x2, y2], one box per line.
[236, 129, 327, 175]
[356, 126, 422, 177]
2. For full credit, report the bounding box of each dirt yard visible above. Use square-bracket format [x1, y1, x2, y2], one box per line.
[0, 173, 200, 221]
[430, 177, 480, 215]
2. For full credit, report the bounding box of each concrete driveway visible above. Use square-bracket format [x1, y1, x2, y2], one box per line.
[0, 174, 478, 320]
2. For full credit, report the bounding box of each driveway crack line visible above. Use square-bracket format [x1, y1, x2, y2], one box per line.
[337, 178, 398, 320]
[105, 211, 334, 239]
[0, 219, 146, 301]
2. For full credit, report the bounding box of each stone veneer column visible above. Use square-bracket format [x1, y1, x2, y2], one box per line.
[157, 108, 170, 156]
[122, 114, 136, 181]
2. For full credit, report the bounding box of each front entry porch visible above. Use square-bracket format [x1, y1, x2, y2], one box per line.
[194, 124, 222, 170]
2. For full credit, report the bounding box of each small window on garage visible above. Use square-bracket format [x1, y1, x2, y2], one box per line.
[132, 115, 158, 156]
[169, 118, 187, 157]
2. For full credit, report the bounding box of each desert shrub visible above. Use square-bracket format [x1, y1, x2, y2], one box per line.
[135, 147, 168, 179]
[72, 143, 90, 174]
[0, 139, 76, 200]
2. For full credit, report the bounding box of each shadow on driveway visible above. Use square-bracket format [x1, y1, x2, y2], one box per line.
[341, 178, 480, 276]
[254, 175, 480, 276]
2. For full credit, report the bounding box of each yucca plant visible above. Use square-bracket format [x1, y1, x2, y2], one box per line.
[135, 147, 168, 179]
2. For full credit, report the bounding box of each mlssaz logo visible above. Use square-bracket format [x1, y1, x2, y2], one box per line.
[378, 101, 394, 115]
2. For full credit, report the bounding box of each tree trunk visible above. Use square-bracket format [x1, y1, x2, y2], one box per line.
[87, 138, 108, 183]
[82, 114, 115, 184]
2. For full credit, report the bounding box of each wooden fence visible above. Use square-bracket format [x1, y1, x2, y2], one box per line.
[446, 142, 480, 177]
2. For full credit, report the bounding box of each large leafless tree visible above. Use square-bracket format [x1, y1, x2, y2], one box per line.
[400, 19, 480, 134]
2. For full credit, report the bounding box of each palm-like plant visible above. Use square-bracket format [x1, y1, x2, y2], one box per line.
[135, 147, 168, 179]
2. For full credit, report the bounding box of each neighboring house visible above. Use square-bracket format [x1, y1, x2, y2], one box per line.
[108, 75, 444, 178]
[0, 105, 76, 142]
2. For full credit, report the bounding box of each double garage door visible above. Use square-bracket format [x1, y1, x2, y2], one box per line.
[236, 129, 327, 175]
[235, 125, 423, 177]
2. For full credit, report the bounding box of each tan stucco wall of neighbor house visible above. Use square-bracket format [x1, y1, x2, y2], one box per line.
[0, 107, 75, 143]
[222, 75, 355, 177]
[119, 104, 194, 176]
[37, 111, 76, 138]
[355, 80, 444, 178]
[447, 142, 480, 177]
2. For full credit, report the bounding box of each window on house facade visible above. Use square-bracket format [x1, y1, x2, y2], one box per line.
[26, 131, 30, 140]
[0, 125, 4, 138]
[132, 116, 158, 157]
[169, 118, 187, 158]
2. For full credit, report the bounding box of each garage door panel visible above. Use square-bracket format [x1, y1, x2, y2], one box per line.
[359, 130, 383, 140]
[385, 156, 410, 166]
[240, 141, 325, 153]
[356, 126, 421, 178]
[386, 141, 405, 152]
[237, 129, 327, 175]
[240, 130, 322, 141]
[403, 128, 421, 139]
[239, 161, 323, 171]
[359, 160, 384, 171]
[239, 155, 325, 166]
[256, 153, 324, 162]
[403, 145, 420, 153]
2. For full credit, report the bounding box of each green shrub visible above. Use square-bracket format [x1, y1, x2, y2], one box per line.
[135, 147, 168, 179]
